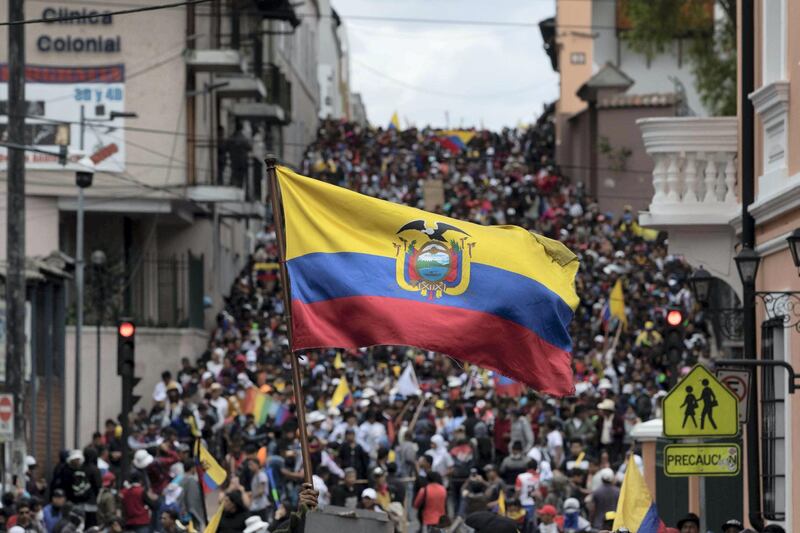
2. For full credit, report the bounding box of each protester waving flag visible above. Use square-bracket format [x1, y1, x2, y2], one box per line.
[613, 455, 666, 533]
[276, 167, 579, 396]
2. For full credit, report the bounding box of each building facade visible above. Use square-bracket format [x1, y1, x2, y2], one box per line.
[543, 0, 718, 214]
[635, 0, 800, 530]
[0, 0, 332, 449]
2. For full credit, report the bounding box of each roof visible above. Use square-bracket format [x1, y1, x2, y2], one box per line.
[598, 92, 677, 109]
[577, 62, 634, 101]
[0, 253, 72, 281]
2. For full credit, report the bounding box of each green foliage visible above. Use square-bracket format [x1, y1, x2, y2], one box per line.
[621, 0, 737, 116]
[598, 136, 633, 172]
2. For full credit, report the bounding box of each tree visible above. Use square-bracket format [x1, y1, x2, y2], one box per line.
[620, 0, 737, 116]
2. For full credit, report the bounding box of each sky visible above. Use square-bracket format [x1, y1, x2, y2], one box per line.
[331, 0, 559, 130]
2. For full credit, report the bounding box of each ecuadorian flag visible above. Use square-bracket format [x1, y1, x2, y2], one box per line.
[277, 167, 579, 396]
[196, 442, 227, 491]
[613, 455, 666, 533]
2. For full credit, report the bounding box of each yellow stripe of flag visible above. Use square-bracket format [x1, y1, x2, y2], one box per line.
[277, 167, 579, 310]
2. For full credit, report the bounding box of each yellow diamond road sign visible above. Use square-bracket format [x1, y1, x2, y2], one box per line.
[663, 364, 739, 437]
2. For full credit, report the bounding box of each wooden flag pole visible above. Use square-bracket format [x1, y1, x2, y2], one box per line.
[265, 157, 313, 485]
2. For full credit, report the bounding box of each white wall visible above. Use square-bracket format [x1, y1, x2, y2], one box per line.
[591, 0, 710, 116]
[0, 195, 60, 262]
[64, 326, 208, 447]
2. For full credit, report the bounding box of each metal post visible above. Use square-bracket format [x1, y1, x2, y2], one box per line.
[95, 299, 101, 432]
[740, 0, 762, 530]
[74, 186, 85, 448]
[79, 105, 85, 151]
[265, 157, 312, 484]
[6, 0, 28, 486]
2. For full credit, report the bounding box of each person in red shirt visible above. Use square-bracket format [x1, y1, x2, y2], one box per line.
[413, 471, 448, 532]
[120, 471, 157, 533]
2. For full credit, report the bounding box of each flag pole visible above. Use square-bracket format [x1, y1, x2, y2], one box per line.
[265, 156, 313, 485]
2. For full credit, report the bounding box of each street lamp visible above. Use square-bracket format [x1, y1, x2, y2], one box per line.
[91, 249, 107, 432]
[735, 246, 761, 286]
[786, 228, 800, 272]
[74, 156, 95, 448]
[688, 266, 713, 307]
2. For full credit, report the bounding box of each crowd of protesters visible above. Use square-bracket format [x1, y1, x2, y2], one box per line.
[7, 110, 782, 533]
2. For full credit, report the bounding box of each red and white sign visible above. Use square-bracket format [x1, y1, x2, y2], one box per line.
[0, 394, 13, 441]
[717, 369, 750, 423]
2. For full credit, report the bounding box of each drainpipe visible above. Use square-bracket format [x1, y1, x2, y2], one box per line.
[740, 0, 762, 531]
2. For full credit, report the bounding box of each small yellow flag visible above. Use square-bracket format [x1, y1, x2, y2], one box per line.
[197, 442, 227, 489]
[333, 352, 344, 370]
[610, 278, 627, 330]
[497, 488, 506, 515]
[204, 504, 224, 533]
[389, 111, 400, 130]
[331, 376, 352, 407]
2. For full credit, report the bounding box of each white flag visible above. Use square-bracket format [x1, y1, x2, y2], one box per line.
[396, 364, 422, 397]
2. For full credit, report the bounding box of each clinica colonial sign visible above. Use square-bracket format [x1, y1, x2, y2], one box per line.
[36, 6, 121, 53]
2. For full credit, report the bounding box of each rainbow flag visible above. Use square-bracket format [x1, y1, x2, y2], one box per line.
[613, 455, 666, 533]
[273, 404, 290, 427]
[276, 167, 579, 396]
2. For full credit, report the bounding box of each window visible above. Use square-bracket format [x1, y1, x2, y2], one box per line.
[761, 318, 786, 521]
[570, 52, 586, 65]
[762, 0, 786, 83]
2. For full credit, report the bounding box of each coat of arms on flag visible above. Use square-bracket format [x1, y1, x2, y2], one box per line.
[394, 220, 474, 299]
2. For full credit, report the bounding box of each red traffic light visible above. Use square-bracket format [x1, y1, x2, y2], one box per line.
[666, 309, 683, 327]
[118, 321, 135, 338]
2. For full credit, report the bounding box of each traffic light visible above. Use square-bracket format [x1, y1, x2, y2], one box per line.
[664, 307, 685, 374]
[117, 318, 141, 481]
[117, 319, 135, 376]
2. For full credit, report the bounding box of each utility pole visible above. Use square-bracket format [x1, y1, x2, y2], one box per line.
[6, 0, 28, 485]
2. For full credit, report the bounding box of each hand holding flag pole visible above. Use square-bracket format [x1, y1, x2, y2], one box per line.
[266, 156, 314, 485]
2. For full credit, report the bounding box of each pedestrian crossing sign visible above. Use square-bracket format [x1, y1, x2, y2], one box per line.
[663, 365, 739, 438]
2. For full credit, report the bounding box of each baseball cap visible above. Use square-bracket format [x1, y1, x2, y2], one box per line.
[563, 498, 580, 512]
[600, 467, 615, 483]
[361, 488, 377, 500]
[537, 504, 557, 516]
[721, 519, 743, 532]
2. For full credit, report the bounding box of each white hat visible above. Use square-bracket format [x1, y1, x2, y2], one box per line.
[357, 399, 371, 408]
[361, 488, 377, 500]
[9, 526, 25, 533]
[598, 378, 613, 391]
[594, 335, 605, 343]
[621, 383, 634, 395]
[327, 406, 341, 417]
[25, 455, 37, 467]
[362, 388, 377, 399]
[133, 449, 154, 469]
[243, 516, 270, 533]
[306, 411, 326, 424]
[563, 497, 580, 511]
[201, 371, 213, 381]
[600, 467, 615, 483]
[67, 449, 84, 465]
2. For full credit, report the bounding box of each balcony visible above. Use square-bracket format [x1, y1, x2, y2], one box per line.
[185, 49, 246, 73]
[637, 116, 742, 295]
[637, 117, 739, 227]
